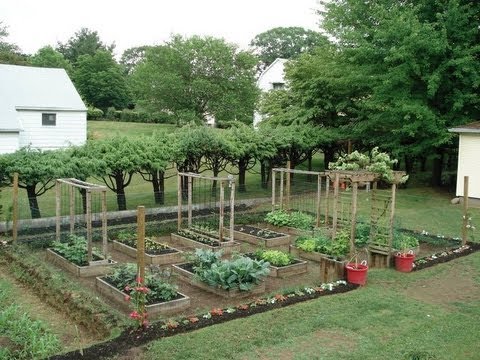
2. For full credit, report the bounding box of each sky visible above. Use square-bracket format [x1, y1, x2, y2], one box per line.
[0, 0, 321, 56]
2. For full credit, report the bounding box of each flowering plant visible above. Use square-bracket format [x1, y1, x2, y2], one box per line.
[124, 276, 149, 329]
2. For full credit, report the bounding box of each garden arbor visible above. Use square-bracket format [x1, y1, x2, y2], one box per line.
[55, 178, 108, 263]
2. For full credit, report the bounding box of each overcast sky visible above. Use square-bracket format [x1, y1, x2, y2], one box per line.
[1, 0, 321, 56]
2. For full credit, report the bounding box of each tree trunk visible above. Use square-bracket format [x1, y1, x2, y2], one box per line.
[431, 151, 444, 187]
[114, 174, 127, 211]
[151, 171, 165, 205]
[404, 155, 414, 174]
[159, 171, 165, 205]
[238, 160, 247, 193]
[260, 161, 267, 189]
[323, 147, 335, 170]
[26, 185, 41, 219]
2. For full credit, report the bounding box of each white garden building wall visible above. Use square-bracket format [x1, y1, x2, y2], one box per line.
[449, 122, 480, 199]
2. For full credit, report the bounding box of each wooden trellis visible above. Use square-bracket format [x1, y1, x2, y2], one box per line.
[177, 172, 235, 242]
[55, 178, 108, 263]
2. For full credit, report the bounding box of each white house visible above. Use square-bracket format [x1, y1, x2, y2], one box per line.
[253, 58, 288, 127]
[0, 64, 87, 154]
[449, 121, 480, 199]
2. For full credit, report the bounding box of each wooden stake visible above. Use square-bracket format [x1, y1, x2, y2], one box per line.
[12, 173, 19, 244]
[286, 160, 291, 211]
[387, 183, 397, 265]
[462, 176, 469, 245]
[69, 185, 75, 234]
[137, 206, 146, 285]
[219, 181, 225, 242]
[187, 176, 192, 227]
[316, 174, 322, 227]
[102, 190, 108, 258]
[332, 173, 340, 237]
[230, 180, 235, 242]
[177, 173, 182, 231]
[350, 182, 358, 256]
[55, 180, 61, 243]
[271, 170, 276, 211]
[86, 190, 92, 263]
[279, 171, 284, 210]
[325, 177, 330, 225]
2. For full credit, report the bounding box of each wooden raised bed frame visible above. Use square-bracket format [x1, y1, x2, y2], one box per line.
[171, 233, 241, 255]
[95, 277, 190, 317]
[289, 245, 345, 282]
[268, 259, 308, 278]
[112, 240, 184, 265]
[228, 226, 291, 248]
[172, 263, 265, 298]
[46, 248, 116, 277]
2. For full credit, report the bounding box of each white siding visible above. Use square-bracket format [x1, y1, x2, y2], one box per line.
[17, 110, 86, 150]
[456, 134, 480, 198]
[257, 59, 287, 92]
[0, 132, 20, 154]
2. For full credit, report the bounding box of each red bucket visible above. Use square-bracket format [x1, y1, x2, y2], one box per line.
[345, 261, 368, 285]
[394, 252, 415, 272]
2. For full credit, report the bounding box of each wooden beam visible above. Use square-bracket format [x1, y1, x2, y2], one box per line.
[316, 174, 322, 228]
[177, 172, 231, 182]
[55, 180, 61, 243]
[219, 181, 225, 242]
[462, 176, 469, 245]
[271, 168, 325, 176]
[229, 180, 235, 242]
[271, 170, 276, 211]
[332, 173, 340, 237]
[388, 183, 397, 264]
[286, 160, 291, 211]
[279, 171, 284, 210]
[350, 182, 358, 256]
[187, 176, 192, 227]
[177, 173, 182, 231]
[12, 173, 19, 244]
[86, 190, 92, 263]
[102, 190, 108, 258]
[69, 184, 75, 234]
[137, 205, 146, 286]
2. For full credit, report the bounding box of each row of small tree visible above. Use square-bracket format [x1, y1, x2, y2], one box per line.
[0, 123, 333, 219]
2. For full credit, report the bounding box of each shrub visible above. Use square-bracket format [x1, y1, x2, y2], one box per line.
[264, 210, 314, 230]
[393, 232, 419, 251]
[255, 249, 294, 267]
[51, 234, 100, 266]
[87, 107, 104, 120]
[295, 230, 349, 259]
[355, 222, 371, 247]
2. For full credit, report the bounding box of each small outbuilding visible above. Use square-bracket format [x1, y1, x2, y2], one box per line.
[0, 64, 87, 154]
[449, 121, 480, 199]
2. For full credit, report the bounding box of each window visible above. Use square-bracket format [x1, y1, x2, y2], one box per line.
[272, 82, 285, 90]
[42, 113, 56, 126]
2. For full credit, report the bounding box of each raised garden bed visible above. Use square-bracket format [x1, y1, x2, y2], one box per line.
[171, 232, 241, 254]
[172, 263, 265, 298]
[229, 225, 291, 247]
[112, 240, 183, 265]
[289, 245, 345, 282]
[413, 242, 480, 271]
[46, 248, 116, 277]
[95, 277, 190, 317]
[245, 252, 307, 278]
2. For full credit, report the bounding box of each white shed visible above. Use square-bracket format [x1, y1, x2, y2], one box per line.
[254, 58, 288, 127]
[0, 64, 87, 154]
[449, 121, 480, 199]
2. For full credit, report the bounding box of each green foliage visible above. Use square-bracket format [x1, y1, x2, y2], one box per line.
[0, 21, 28, 65]
[29, 45, 72, 73]
[87, 106, 104, 120]
[250, 26, 329, 67]
[295, 231, 350, 259]
[254, 249, 294, 267]
[195, 254, 270, 291]
[131, 34, 259, 125]
[51, 234, 98, 266]
[393, 233, 420, 251]
[355, 222, 371, 248]
[187, 248, 223, 272]
[264, 210, 314, 230]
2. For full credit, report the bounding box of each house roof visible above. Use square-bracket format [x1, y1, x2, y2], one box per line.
[0, 64, 86, 131]
[257, 58, 288, 85]
[448, 121, 480, 134]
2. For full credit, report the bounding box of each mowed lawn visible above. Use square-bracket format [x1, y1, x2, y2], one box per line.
[139, 252, 480, 360]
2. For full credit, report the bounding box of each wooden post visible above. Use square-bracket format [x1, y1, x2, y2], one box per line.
[86, 190, 92, 263]
[286, 161, 291, 211]
[387, 183, 397, 264]
[316, 174, 322, 227]
[350, 182, 358, 256]
[55, 180, 61, 242]
[325, 177, 330, 226]
[229, 179, 235, 242]
[271, 170, 276, 211]
[370, 181, 378, 242]
[187, 176, 192, 227]
[279, 171, 284, 210]
[137, 206, 146, 286]
[332, 173, 340, 237]
[69, 184, 75, 235]
[219, 181, 225, 242]
[12, 173, 19, 244]
[177, 173, 182, 231]
[462, 176, 469, 245]
[101, 190, 108, 258]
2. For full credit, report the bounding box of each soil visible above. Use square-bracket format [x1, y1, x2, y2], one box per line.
[234, 225, 286, 239]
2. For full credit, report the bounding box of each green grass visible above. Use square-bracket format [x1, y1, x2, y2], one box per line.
[142, 253, 480, 360]
[87, 120, 178, 139]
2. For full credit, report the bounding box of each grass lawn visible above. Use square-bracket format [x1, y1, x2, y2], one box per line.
[87, 120, 178, 139]
[140, 252, 480, 360]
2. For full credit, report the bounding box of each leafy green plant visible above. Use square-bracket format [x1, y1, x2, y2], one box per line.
[393, 233, 419, 252]
[187, 248, 223, 272]
[255, 249, 294, 267]
[264, 210, 314, 230]
[295, 231, 349, 259]
[51, 234, 102, 266]
[177, 228, 222, 246]
[355, 222, 371, 247]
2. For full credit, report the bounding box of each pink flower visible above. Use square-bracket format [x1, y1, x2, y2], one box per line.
[124, 285, 131, 292]
[124, 295, 131, 302]
[136, 277, 143, 284]
[130, 311, 139, 319]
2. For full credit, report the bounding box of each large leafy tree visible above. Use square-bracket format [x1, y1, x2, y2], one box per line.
[30, 46, 73, 73]
[0, 21, 28, 65]
[57, 27, 114, 65]
[120, 46, 150, 75]
[250, 27, 328, 68]
[131, 35, 259, 125]
[73, 50, 130, 111]
[318, 0, 480, 182]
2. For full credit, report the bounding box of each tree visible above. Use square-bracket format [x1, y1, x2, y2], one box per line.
[0, 148, 66, 219]
[250, 27, 329, 68]
[131, 35, 259, 125]
[120, 46, 150, 75]
[30, 46, 73, 73]
[73, 50, 130, 111]
[86, 137, 143, 211]
[57, 27, 114, 64]
[318, 0, 480, 183]
[0, 21, 28, 65]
